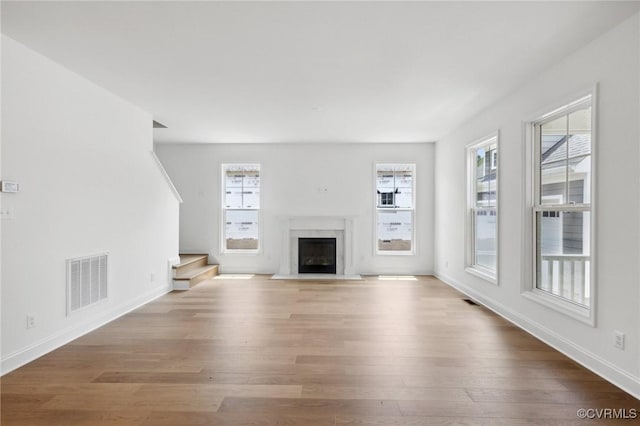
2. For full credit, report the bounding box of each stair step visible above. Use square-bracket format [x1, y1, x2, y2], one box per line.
[173, 264, 219, 290]
[174, 264, 218, 281]
[173, 254, 208, 269]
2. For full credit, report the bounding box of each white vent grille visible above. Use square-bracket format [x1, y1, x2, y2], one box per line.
[66, 253, 108, 314]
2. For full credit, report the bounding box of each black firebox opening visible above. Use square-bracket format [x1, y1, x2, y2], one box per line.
[298, 238, 337, 274]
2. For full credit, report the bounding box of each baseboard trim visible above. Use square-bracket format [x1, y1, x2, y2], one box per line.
[1, 284, 172, 376]
[435, 271, 640, 400]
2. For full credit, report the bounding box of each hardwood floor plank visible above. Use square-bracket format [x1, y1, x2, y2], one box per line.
[300, 385, 471, 402]
[1, 409, 152, 426]
[1, 275, 637, 425]
[402, 375, 571, 391]
[466, 388, 638, 404]
[217, 396, 402, 417]
[335, 415, 630, 425]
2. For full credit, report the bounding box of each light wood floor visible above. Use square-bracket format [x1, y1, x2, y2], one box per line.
[2, 275, 638, 425]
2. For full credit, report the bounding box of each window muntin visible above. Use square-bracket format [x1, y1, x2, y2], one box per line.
[466, 136, 498, 280]
[222, 164, 260, 253]
[375, 164, 415, 254]
[533, 97, 592, 308]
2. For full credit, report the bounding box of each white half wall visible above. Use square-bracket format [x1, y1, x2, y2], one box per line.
[155, 142, 434, 275]
[434, 14, 640, 396]
[1, 36, 180, 374]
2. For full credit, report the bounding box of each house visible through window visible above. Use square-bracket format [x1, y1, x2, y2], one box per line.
[466, 135, 498, 282]
[222, 164, 261, 252]
[380, 192, 395, 206]
[533, 95, 592, 309]
[375, 164, 415, 254]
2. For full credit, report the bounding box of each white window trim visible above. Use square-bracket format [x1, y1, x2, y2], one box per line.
[521, 87, 597, 326]
[220, 163, 262, 255]
[465, 132, 499, 285]
[374, 162, 416, 256]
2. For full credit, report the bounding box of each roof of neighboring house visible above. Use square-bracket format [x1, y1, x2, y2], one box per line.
[542, 133, 591, 164]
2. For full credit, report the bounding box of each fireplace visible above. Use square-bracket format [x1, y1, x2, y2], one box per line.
[298, 238, 337, 274]
[277, 216, 355, 277]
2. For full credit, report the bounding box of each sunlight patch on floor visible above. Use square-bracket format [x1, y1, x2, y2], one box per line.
[377, 275, 418, 281]
[214, 274, 255, 280]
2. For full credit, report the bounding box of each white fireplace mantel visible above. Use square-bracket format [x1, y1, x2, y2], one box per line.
[277, 216, 356, 276]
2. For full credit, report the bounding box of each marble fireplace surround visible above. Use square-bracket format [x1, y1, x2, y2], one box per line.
[274, 216, 360, 279]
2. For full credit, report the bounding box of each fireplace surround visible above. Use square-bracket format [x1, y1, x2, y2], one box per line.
[276, 216, 356, 277]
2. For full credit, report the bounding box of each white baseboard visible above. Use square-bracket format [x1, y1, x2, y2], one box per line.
[435, 271, 640, 400]
[177, 249, 209, 255]
[359, 270, 435, 277]
[1, 284, 172, 376]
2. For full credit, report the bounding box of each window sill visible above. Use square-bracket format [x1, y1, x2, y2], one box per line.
[465, 266, 497, 285]
[522, 289, 594, 326]
[221, 250, 261, 256]
[376, 251, 415, 256]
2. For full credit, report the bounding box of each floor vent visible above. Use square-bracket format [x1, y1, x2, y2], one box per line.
[66, 253, 108, 314]
[462, 298, 478, 306]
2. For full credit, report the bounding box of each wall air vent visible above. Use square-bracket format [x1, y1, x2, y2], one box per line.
[66, 253, 108, 314]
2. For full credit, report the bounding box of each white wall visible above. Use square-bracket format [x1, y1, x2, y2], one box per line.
[435, 14, 640, 397]
[1, 36, 180, 373]
[156, 143, 434, 275]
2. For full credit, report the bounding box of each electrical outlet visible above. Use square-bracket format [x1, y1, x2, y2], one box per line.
[26, 314, 36, 329]
[614, 330, 625, 350]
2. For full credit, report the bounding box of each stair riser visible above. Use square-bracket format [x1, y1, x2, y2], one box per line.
[173, 265, 219, 290]
[189, 268, 216, 287]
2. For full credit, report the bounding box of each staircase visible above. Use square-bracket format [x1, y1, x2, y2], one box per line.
[172, 254, 218, 290]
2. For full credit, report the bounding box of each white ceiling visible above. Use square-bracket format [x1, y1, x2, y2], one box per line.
[2, 1, 639, 144]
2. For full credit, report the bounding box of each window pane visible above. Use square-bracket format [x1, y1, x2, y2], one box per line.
[225, 165, 261, 209]
[225, 167, 244, 188]
[474, 147, 497, 208]
[395, 168, 413, 188]
[568, 107, 591, 157]
[540, 115, 568, 205]
[395, 187, 412, 208]
[536, 211, 590, 307]
[225, 210, 259, 250]
[224, 166, 244, 208]
[476, 147, 486, 179]
[540, 160, 567, 205]
[224, 189, 243, 209]
[242, 168, 260, 209]
[542, 115, 567, 145]
[242, 189, 260, 209]
[395, 169, 413, 208]
[376, 169, 394, 190]
[377, 210, 412, 251]
[377, 168, 395, 208]
[567, 107, 591, 205]
[474, 210, 497, 271]
[568, 155, 590, 204]
[243, 168, 260, 188]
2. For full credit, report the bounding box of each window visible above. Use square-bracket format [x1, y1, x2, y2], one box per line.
[466, 134, 498, 282]
[222, 164, 261, 252]
[375, 164, 415, 254]
[528, 94, 594, 318]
